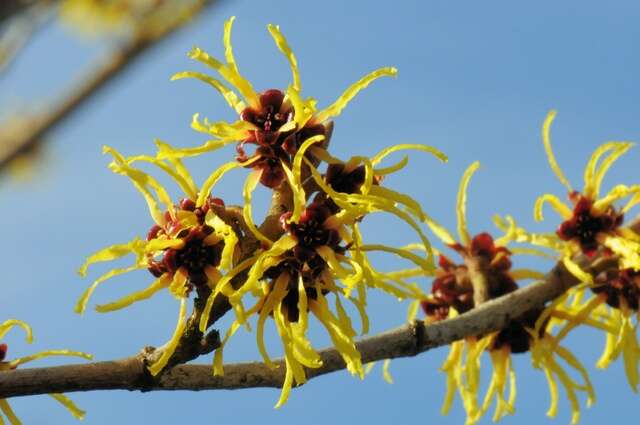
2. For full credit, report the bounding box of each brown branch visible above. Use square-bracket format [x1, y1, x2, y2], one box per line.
[0, 0, 220, 170]
[0, 0, 51, 26]
[0, 253, 614, 398]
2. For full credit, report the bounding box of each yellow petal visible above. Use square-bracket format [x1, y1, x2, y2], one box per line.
[593, 184, 640, 213]
[374, 155, 409, 176]
[281, 162, 308, 225]
[148, 297, 188, 376]
[358, 244, 432, 273]
[541, 110, 572, 192]
[75, 264, 142, 314]
[156, 135, 238, 159]
[0, 319, 32, 342]
[585, 141, 634, 199]
[0, 399, 21, 425]
[197, 159, 251, 207]
[49, 394, 85, 420]
[104, 146, 174, 224]
[95, 274, 171, 312]
[456, 161, 480, 246]
[286, 134, 326, 222]
[78, 238, 144, 277]
[10, 349, 92, 368]
[371, 143, 448, 166]
[242, 170, 274, 245]
[187, 46, 259, 107]
[199, 256, 258, 332]
[256, 273, 290, 368]
[315, 67, 398, 122]
[533, 194, 573, 221]
[509, 268, 546, 281]
[171, 71, 244, 113]
[223, 17, 240, 75]
[213, 320, 242, 376]
[382, 359, 394, 384]
[268, 24, 301, 91]
[562, 256, 593, 285]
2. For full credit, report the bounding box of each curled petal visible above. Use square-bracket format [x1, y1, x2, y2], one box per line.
[148, 297, 188, 376]
[456, 161, 480, 247]
[315, 67, 398, 122]
[541, 110, 573, 192]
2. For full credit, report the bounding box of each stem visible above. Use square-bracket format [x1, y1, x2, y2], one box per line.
[0, 253, 615, 398]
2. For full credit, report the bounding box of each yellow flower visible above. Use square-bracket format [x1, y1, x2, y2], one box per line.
[492, 110, 640, 393]
[408, 162, 593, 425]
[198, 143, 440, 406]
[528, 110, 639, 283]
[0, 319, 92, 424]
[164, 16, 397, 189]
[78, 144, 240, 375]
[543, 267, 640, 392]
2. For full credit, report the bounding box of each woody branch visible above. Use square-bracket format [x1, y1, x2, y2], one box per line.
[0, 244, 618, 398]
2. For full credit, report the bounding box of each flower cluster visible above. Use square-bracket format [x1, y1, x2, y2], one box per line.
[407, 162, 594, 425]
[497, 111, 640, 394]
[165, 16, 397, 189]
[0, 320, 91, 424]
[71, 15, 640, 424]
[79, 17, 444, 405]
[78, 145, 239, 375]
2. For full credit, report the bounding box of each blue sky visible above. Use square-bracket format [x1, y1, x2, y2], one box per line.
[1, 0, 639, 424]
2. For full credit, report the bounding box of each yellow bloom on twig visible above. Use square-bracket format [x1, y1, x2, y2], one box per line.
[199, 141, 441, 406]
[494, 110, 640, 393]
[0, 319, 92, 424]
[77, 144, 241, 375]
[518, 110, 639, 282]
[409, 162, 593, 425]
[165, 16, 397, 190]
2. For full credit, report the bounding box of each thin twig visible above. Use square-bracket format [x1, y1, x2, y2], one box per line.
[0, 0, 219, 170]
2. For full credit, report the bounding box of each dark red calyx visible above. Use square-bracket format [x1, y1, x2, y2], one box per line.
[146, 225, 222, 287]
[593, 268, 640, 311]
[420, 298, 451, 322]
[468, 232, 512, 270]
[0, 344, 7, 361]
[325, 163, 367, 195]
[240, 89, 292, 140]
[147, 224, 162, 241]
[209, 197, 225, 207]
[491, 307, 545, 354]
[283, 203, 339, 251]
[280, 284, 324, 322]
[424, 255, 474, 318]
[180, 198, 196, 211]
[240, 145, 289, 188]
[557, 193, 623, 256]
[280, 123, 326, 156]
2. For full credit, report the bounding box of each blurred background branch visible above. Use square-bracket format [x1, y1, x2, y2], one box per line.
[0, 0, 53, 25]
[0, 0, 220, 171]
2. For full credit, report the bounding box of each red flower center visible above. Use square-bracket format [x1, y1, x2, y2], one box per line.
[422, 233, 545, 353]
[263, 203, 344, 322]
[240, 89, 292, 143]
[593, 268, 640, 311]
[557, 193, 623, 256]
[146, 198, 225, 287]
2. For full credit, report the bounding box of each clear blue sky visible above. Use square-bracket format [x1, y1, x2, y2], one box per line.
[1, 1, 639, 424]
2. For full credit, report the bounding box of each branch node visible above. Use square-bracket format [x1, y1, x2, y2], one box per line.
[411, 320, 426, 355]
